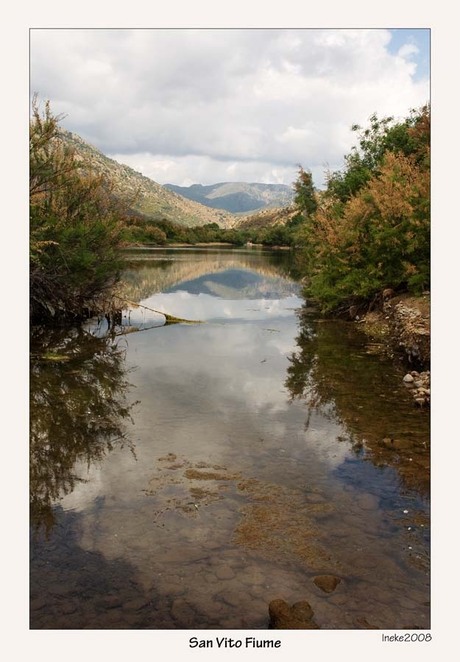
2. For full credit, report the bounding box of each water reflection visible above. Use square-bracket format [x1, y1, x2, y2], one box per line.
[30, 327, 137, 532]
[89, 247, 303, 333]
[30, 249, 430, 630]
[119, 246, 300, 303]
[285, 307, 430, 497]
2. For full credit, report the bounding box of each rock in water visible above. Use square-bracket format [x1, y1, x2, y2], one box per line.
[313, 574, 342, 593]
[268, 599, 319, 629]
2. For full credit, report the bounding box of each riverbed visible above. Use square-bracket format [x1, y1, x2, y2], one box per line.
[30, 246, 430, 629]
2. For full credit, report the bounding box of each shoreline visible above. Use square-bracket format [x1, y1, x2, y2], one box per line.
[360, 292, 430, 406]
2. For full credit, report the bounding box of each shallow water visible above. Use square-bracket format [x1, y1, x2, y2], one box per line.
[30, 247, 430, 630]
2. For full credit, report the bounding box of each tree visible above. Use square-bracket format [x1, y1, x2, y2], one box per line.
[294, 105, 430, 313]
[293, 166, 318, 218]
[325, 105, 430, 204]
[30, 97, 126, 323]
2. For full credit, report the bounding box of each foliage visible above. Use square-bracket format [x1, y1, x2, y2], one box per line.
[30, 97, 126, 323]
[325, 106, 430, 203]
[293, 167, 318, 218]
[123, 218, 168, 244]
[294, 105, 430, 313]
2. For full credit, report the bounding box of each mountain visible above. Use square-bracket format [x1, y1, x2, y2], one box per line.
[164, 182, 295, 214]
[59, 131, 236, 228]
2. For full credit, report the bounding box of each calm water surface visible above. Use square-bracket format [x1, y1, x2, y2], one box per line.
[30, 247, 430, 629]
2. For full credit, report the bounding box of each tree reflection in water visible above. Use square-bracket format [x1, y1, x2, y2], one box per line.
[285, 306, 430, 498]
[30, 326, 137, 533]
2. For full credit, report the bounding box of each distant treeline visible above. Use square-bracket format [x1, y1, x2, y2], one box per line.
[122, 215, 297, 248]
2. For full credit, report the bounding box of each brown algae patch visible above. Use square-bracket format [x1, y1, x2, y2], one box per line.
[189, 487, 218, 501]
[157, 452, 188, 470]
[144, 455, 336, 570]
[184, 468, 235, 481]
[158, 453, 178, 462]
[143, 458, 240, 516]
[234, 479, 335, 569]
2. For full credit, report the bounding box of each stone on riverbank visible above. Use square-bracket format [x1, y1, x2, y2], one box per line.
[385, 296, 430, 368]
[402, 370, 430, 407]
[361, 293, 430, 407]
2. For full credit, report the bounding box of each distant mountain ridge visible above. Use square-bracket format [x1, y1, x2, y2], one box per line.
[59, 131, 236, 228]
[164, 182, 295, 213]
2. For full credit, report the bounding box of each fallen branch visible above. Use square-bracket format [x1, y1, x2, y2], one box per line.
[112, 294, 202, 325]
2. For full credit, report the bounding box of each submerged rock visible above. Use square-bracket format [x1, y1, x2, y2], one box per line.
[268, 599, 319, 629]
[313, 574, 342, 593]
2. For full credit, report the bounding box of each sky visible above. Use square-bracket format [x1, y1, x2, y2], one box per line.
[30, 28, 430, 190]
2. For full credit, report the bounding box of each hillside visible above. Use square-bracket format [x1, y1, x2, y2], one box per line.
[59, 131, 236, 228]
[164, 182, 295, 214]
[234, 205, 298, 230]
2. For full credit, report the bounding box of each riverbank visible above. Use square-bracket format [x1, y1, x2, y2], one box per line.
[360, 292, 430, 407]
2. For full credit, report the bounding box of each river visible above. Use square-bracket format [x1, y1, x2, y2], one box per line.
[30, 246, 430, 630]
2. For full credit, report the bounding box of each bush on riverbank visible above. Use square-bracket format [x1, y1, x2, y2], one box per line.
[293, 105, 430, 315]
[30, 98, 126, 324]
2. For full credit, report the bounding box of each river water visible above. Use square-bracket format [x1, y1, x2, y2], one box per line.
[30, 247, 430, 630]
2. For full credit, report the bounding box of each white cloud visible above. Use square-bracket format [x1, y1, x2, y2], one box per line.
[398, 43, 419, 59]
[30, 28, 430, 188]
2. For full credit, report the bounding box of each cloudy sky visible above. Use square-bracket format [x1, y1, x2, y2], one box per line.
[30, 28, 430, 190]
